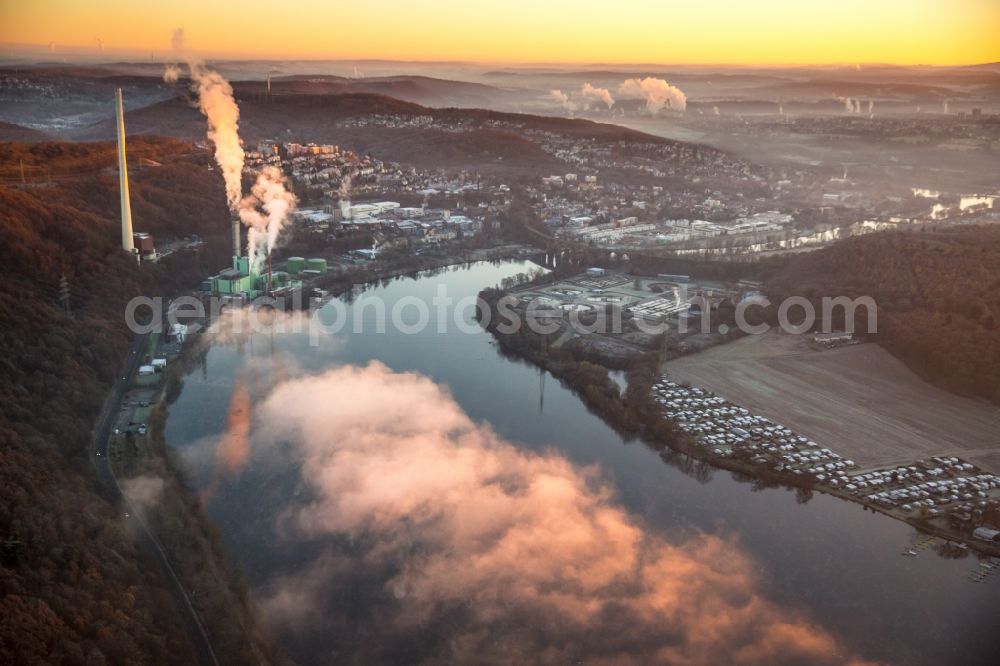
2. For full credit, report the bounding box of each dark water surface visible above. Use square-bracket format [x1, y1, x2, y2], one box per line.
[166, 260, 999, 665]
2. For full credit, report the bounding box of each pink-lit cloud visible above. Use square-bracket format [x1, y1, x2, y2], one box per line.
[253, 362, 872, 664]
[618, 77, 687, 112]
[548, 88, 578, 113]
[581, 82, 615, 109]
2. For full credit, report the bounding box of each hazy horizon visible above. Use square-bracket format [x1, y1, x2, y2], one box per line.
[3, 0, 999, 66]
[4, 48, 1000, 71]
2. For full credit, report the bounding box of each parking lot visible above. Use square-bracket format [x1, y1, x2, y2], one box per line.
[652, 376, 1000, 546]
[106, 333, 174, 467]
[664, 332, 1000, 474]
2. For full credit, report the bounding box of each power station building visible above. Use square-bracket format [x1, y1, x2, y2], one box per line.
[205, 250, 331, 300]
[133, 232, 155, 257]
[210, 256, 258, 296]
[115, 88, 305, 299]
[207, 254, 305, 301]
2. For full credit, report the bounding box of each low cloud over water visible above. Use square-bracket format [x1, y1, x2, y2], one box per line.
[253, 362, 871, 664]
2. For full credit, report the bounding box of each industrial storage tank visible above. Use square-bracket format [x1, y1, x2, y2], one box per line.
[286, 257, 305, 274]
[305, 258, 328, 273]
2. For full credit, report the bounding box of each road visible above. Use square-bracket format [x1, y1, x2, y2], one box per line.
[90, 331, 219, 666]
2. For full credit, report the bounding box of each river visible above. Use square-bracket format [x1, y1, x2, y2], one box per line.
[165, 260, 999, 665]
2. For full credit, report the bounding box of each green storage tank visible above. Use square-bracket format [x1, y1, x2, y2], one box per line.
[287, 257, 305, 274]
[305, 258, 328, 274]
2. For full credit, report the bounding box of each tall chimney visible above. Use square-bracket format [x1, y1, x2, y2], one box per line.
[232, 215, 241, 258]
[115, 88, 135, 253]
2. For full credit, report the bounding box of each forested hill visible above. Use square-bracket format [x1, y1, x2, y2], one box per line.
[767, 224, 1000, 404]
[0, 122, 51, 142]
[0, 138, 236, 663]
[68, 90, 711, 175]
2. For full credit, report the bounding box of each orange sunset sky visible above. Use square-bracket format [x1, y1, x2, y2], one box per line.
[2, 0, 998, 65]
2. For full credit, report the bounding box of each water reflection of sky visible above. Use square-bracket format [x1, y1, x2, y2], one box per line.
[165, 261, 1000, 666]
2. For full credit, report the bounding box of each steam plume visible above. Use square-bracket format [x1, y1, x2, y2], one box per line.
[168, 28, 297, 263]
[837, 96, 862, 113]
[549, 89, 578, 113]
[618, 77, 687, 112]
[239, 166, 298, 269]
[581, 83, 615, 109]
[338, 175, 353, 220]
[167, 28, 245, 210]
[163, 63, 181, 83]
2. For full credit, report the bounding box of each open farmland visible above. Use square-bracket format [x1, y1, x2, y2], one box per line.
[664, 332, 1000, 474]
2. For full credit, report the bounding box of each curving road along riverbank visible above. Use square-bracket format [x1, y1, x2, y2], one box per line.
[89, 331, 219, 666]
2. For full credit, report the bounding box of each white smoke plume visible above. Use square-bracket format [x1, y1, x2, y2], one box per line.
[549, 89, 578, 113]
[837, 96, 861, 113]
[867, 100, 874, 115]
[713, 105, 720, 116]
[338, 175, 353, 220]
[581, 83, 615, 109]
[167, 28, 297, 261]
[942, 99, 949, 114]
[163, 63, 182, 84]
[168, 28, 245, 210]
[239, 166, 297, 270]
[618, 77, 687, 112]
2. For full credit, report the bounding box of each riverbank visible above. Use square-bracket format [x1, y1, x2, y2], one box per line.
[104, 330, 276, 665]
[106, 241, 547, 662]
[157, 256, 1000, 666]
[477, 287, 1000, 559]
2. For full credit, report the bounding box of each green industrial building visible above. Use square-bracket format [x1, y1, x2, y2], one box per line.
[209, 255, 303, 300]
